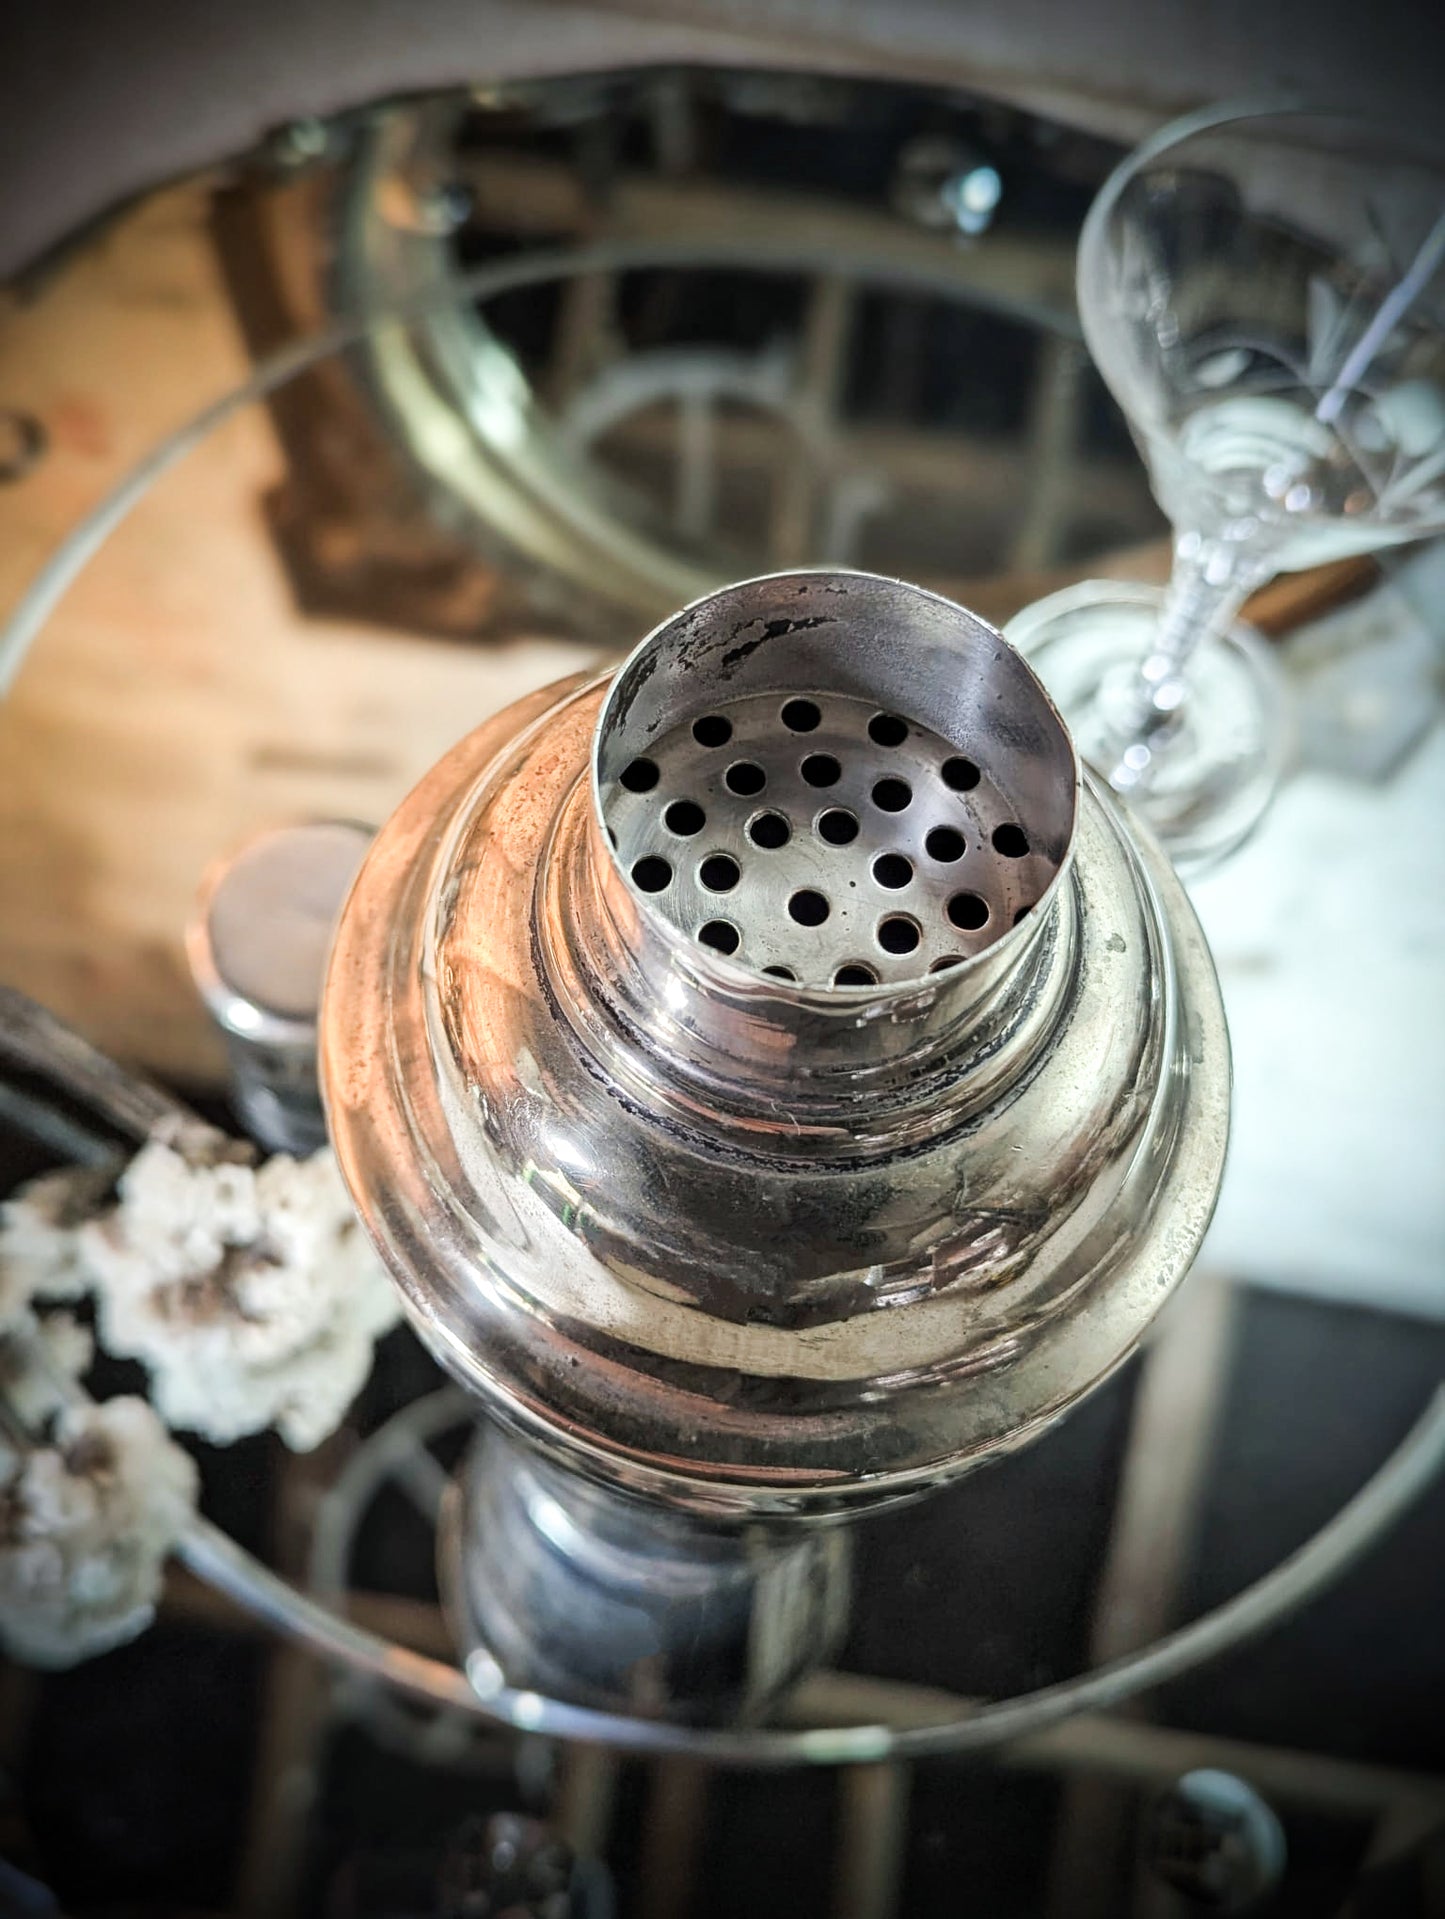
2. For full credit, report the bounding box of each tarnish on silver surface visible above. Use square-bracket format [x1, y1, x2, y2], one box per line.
[320, 570, 1228, 1715]
[323, 569, 1227, 1505]
[596, 577, 1073, 985]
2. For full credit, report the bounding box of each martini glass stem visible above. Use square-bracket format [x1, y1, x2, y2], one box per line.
[1107, 533, 1267, 792]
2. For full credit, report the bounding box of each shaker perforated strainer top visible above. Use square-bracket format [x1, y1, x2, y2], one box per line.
[597, 572, 1077, 988]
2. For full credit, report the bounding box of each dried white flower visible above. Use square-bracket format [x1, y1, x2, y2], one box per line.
[0, 1310, 95, 1430]
[84, 1141, 399, 1450]
[0, 1395, 198, 1668]
[0, 1164, 116, 1332]
[0, 1168, 107, 1427]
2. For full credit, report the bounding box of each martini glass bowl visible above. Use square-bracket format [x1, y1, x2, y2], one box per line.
[1011, 102, 1445, 868]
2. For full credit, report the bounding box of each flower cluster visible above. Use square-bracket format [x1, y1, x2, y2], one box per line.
[0, 1134, 401, 1666]
[0, 1394, 198, 1668]
[83, 1138, 401, 1451]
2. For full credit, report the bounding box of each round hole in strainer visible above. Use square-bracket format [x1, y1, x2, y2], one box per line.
[834, 962, 879, 987]
[698, 919, 740, 955]
[725, 761, 767, 797]
[941, 756, 981, 792]
[631, 856, 672, 893]
[781, 698, 822, 732]
[788, 889, 831, 927]
[871, 853, 913, 890]
[801, 753, 842, 789]
[871, 777, 912, 813]
[817, 808, 859, 845]
[664, 800, 706, 836]
[867, 713, 909, 748]
[692, 715, 733, 748]
[699, 854, 741, 893]
[992, 823, 1030, 858]
[877, 915, 921, 955]
[620, 757, 660, 793]
[947, 892, 989, 931]
[924, 826, 965, 863]
[748, 812, 791, 849]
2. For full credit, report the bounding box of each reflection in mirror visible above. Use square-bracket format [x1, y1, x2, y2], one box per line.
[213, 71, 1162, 645]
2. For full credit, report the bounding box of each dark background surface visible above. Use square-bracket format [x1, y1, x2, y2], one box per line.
[4, 1271, 1444, 1916]
[3, 0, 1445, 284]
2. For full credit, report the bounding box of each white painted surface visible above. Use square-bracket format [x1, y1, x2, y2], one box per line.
[1190, 723, 1445, 1317]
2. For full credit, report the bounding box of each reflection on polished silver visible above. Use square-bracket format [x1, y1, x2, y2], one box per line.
[187, 821, 372, 1154]
[444, 1423, 851, 1723]
[321, 569, 1230, 1720]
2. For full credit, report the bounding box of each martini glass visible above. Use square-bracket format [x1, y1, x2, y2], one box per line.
[1009, 102, 1445, 868]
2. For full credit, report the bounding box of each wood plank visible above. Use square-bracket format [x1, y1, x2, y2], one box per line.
[0, 185, 599, 1082]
